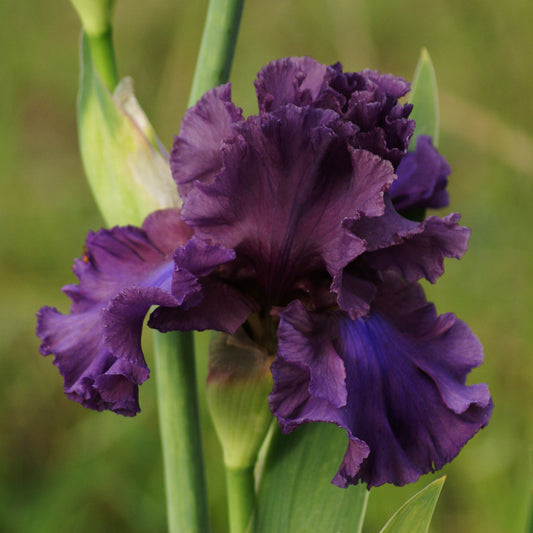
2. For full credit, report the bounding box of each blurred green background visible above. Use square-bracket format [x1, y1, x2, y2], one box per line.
[0, 0, 531, 531]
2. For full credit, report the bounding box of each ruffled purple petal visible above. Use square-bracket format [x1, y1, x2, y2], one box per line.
[37, 306, 141, 415]
[149, 237, 258, 334]
[255, 57, 331, 113]
[272, 298, 347, 409]
[270, 301, 371, 484]
[36, 209, 191, 415]
[349, 197, 470, 283]
[149, 280, 258, 334]
[254, 59, 415, 167]
[331, 270, 377, 320]
[171, 84, 244, 197]
[270, 276, 492, 488]
[180, 105, 398, 303]
[323, 67, 415, 166]
[342, 70, 410, 121]
[391, 135, 451, 212]
[170, 236, 237, 307]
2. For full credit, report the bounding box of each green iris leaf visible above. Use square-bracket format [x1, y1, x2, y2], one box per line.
[253, 423, 368, 533]
[379, 476, 446, 533]
[409, 48, 440, 149]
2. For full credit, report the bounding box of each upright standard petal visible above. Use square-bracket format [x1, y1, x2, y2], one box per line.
[254, 58, 415, 167]
[254, 57, 331, 112]
[271, 275, 492, 488]
[171, 84, 244, 198]
[178, 104, 398, 304]
[339, 68, 413, 166]
[37, 209, 191, 415]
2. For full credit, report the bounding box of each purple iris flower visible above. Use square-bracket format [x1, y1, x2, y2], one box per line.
[37, 57, 492, 487]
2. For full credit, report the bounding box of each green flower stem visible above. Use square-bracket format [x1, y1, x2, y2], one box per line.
[187, 0, 246, 107]
[86, 29, 119, 90]
[225, 466, 255, 533]
[154, 330, 210, 533]
[153, 1, 246, 531]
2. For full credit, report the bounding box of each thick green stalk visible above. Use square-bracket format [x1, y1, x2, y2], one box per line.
[225, 466, 255, 533]
[154, 331, 210, 533]
[86, 29, 119, 90]
[187, 0, 246, 106]
[69, 0, 118, 89]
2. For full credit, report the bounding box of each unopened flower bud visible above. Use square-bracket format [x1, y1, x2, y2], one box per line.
[206, 330, 274, 470]
[78, 36, 179, 226]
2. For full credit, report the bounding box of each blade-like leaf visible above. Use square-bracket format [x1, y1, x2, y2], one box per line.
[253, 423, 368, 533]
[379, 477, 446, 533]
[78, 33, 179, 227]
[409, 48, 439, 148]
